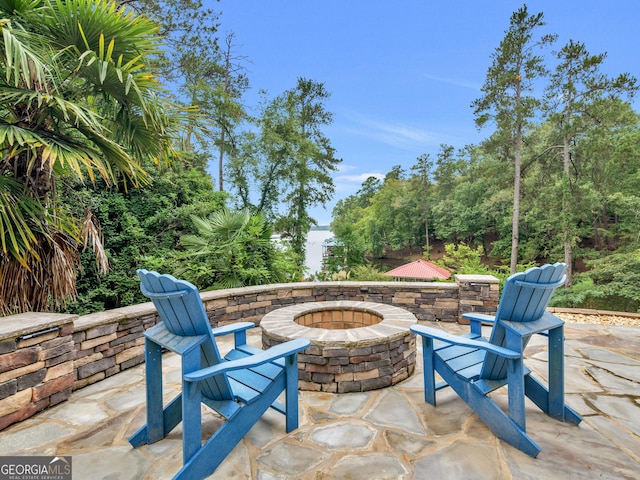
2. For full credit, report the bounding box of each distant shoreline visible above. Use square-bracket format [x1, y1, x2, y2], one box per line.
[305, 229, 333, 274]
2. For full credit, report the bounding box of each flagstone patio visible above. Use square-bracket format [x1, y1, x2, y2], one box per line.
[1, 321, 638, 479]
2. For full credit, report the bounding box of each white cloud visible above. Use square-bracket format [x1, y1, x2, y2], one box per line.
[422, 73, 481, 91]
[340, 110, 451, 151]
[337, 172, 385, 183]
[336, 163, 359, 173]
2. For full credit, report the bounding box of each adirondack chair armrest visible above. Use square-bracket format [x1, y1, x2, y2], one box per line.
[501, 311, 565, 336]
[461, 313, 496, 325]
[410, 325, 521, 359]
[210, 322, 256, 349]
[461, 312, 496, 335]
[210, 322, 255, 337]
[183, 338, 311, 383]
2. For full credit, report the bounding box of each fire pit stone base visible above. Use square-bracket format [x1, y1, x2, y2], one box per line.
[261, 301, 417, 393]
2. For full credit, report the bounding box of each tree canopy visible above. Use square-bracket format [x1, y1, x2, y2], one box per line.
[0, 0, 176, 314]
[3, 2, 638, 315]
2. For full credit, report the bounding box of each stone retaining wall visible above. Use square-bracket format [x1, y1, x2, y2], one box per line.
[0, 313, 76, 430]
[0, 275, 499, 430]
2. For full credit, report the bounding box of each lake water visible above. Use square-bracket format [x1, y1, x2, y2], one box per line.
[304, 229, 333, 275]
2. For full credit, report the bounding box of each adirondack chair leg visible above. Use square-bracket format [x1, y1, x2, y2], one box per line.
[519, 325, 581, 425]
[176, 375, 289, 480]
[145, 338, 165, 442]
[420, 336, 437, 405]
[524, 375, 582, 425]
[471, 390, 541, 458]
[432, 356, 541, 457]
[506, 333, 526, 431]
[285, 353, 300, 433]
[129, 339, 167, 447]
[548, 325, 567, 420]
[506, 358, 527, 431]
[182, 380, 202, 465]
[181, 348, 203, 465]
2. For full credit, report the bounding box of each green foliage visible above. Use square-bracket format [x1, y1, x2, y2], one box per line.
[0, 0, 177, 313]
[550, 250, 640, 312]
[436, 243, 540, 289]
[176, 209, 299, 289]
[64, 162, 227, 314]
[349, 264, 390, 281]
[228, 78, 340, 266]
[437, 244, 490, 274]
[548, 277, 599, 308]
[583, 250, 640, 311]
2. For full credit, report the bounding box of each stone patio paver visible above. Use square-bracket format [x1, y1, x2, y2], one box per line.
[0, 322, 638, 479]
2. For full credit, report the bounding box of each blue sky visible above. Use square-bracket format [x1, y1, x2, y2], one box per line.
[215, 1, 640, 224]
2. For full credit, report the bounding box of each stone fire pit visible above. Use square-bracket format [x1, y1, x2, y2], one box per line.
[261, 301, 417, 393]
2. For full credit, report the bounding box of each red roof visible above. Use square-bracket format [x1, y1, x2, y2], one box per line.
[385, 259, 451, 280]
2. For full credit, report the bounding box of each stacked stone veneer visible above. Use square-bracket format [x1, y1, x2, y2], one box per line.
[261, 301, 417, 393]
[0, 313, 76, 430]
[295, 308, 383, 329]
[0, 275, 498, 430]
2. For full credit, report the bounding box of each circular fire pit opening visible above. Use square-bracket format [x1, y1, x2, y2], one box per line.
[261, 301, 417, 393]
[295, 307, 383, 329]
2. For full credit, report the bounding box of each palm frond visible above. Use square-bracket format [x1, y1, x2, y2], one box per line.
[0, 17, 48, 89]
[0, 120, 46, 148]
[179, 232, 211, 254]
[207, 208, 252, 241]
[81, 207, 108, 274]
[0, 174, 45, 266]
[0, 232, 79, 314]
[77, 124, 150, 188]
[52, 0, 160, 60]
[0, 120, 117, 184]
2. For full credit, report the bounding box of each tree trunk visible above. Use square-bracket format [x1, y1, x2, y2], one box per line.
[511, 82, 522, 275]
[218, 35, 233, 192]
[218, 128, 225, 191]
[425, 213, 430, 254]
[511, 134, 520, 274]
[562, 132, 573, 286]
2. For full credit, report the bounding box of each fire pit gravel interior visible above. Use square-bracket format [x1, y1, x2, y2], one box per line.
[261, 301, 417, 393]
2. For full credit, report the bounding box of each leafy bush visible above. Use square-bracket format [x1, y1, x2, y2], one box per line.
[176, 209, 300, 289]
[349, 264, 389, 281]
[548, 278, 601, 308]
[550, 250, 640, 312]
[437, 243, 490, 274]
[63, 164, 228, 314]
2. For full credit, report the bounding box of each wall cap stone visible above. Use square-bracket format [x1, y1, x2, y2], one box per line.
[0, 313, 77, 341]
[455, 274, 500, 284]
[74, 303, 156, 331]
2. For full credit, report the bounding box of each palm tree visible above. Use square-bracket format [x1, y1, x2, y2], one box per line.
[0, 0, 175, 314]
[178, 209, 298, 289]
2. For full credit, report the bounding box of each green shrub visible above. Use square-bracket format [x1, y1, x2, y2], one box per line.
[550, 250, 640, 312]
[349, 264, 390, 281]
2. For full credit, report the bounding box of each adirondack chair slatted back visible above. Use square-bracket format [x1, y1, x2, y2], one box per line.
[137, 269, 233, 401]
[481, 263, 567, 380]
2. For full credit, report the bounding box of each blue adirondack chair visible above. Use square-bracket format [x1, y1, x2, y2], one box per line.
[129, 270, 310, 480]
[410, 263, 582, 457]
